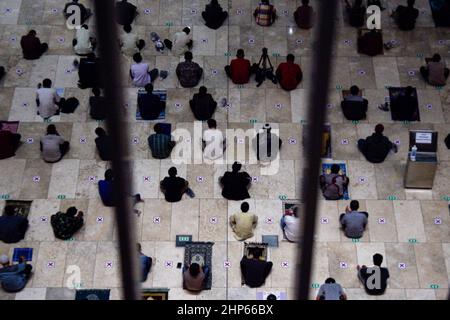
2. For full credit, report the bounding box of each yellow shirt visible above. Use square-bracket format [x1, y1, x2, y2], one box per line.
[230, 212, 257, 241]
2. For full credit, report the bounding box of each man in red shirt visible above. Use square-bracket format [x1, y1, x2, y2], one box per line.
[0, 123, 21, 160]
[20, 30, 48, 60]
[225, 49, 252, 84]
[276, 54, 303, 91]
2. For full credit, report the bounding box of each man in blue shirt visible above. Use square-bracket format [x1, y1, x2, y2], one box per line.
[0, 206, 29, 244]
[98, 169, 143, 208]
[138, 243, 152, 282]
[0, 256, 32, 293]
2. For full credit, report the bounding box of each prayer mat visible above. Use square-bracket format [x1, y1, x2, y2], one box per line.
[136, 89, 167, 120]
[12, 248, 33, 262]
[183, 242, 214, 290]
[0, 121, 19, 133]
[75, 289, 110, 300]
[321, 163, 350, 200]
[302, 124, 332, 158]
[142, 288, 169, 300]
[389, 87, 420, 122]
[5, 200, 32, 218]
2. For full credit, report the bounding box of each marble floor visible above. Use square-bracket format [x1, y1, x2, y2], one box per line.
[0, 0, 449, 300]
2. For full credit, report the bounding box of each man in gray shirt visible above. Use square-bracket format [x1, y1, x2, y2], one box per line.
[316, 278, 347, 300]
[40, 125, 70, 163]
[339, 200, 368, 239]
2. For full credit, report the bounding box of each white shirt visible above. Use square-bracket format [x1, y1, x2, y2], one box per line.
[74, 28, 93, 55]
[41, 134, 64, 162]
[36, 88, 60, 118]
[283, 215, 300, 242]
[203, 129, 224, 162]
[172, 31, 192, 56]
[130, 62, 151, 87]
[120, 32, 139, 56]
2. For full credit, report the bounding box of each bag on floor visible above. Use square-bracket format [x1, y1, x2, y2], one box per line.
[60, 97, 79, 114]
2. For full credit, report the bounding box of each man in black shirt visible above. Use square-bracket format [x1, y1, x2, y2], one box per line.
[341, 85, 368, 121]
[160, 167, 189, 203]
[390, 86, 419, 121]
[189, 86, 217, 121]
[357, 253, 390, 295]
[391, 0, 419, 31]
[89, 87, 107, 120]
[358, 124, 397, 163]
[0, 206, 29, 244]
[138, 84, 165, 120]
[116, 0, 138, 26]
[219, 162, 251, 201]
[95, 127, 113, 161]
[345, 0, 366, 28]
[240, 250, 273, 288]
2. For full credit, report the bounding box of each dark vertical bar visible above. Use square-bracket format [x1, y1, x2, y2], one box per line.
[93, 0, 140, 300]
[296, 0, 338, 300]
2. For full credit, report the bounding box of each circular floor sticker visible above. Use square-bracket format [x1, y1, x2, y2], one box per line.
[296, 39, 304, 45]
[425, 104, 432, 110]
[4, 8, 12, 14]
[248, 38, 255, 44]
[10, 36, 16, 42]
[408, 70, 415, 76]
[22, 102, 29, 107]
[358, 70, 366, 76]
[378, 218, 386, 224]
[288, 138, 297, 145]
[320, 217, 329, 224]
[434, 217, 442, 225]
[274, 103, 283, 109]
[327, 103, 334, 109]
[33, 176, 40, 182]
[358, 176, 368, 183]
[201, 38, 208, 44]
[343, 39, 352, 45]
[153, 216, 161, 224]
[209, 217, 218, 224]
[57, 37, 65, 43]
[395, 139, 401, 145]
[398, 263, 407, 269]
[236, 9, 243, 15]
[143, 176, 151, 182]
[26, 138, 34, 144]
[252, 176, 259, 182]
[79, 138, 87, 144]
[339, 262, 348, 269]
[211, 69, 218, 75]
[341, 139, 349, 145]
[16, 68, 23, 75]
[144, 8, 152, 14]
[196, 176, 204, 182]
[174, 103, 182, 110]
[132, 137, 140, 144]
[191, 9, 197, 14]
[51, 8, 59, 13]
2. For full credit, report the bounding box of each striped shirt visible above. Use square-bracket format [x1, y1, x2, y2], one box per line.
[255, 3, 276, 26]
[148, 133, 173, 159]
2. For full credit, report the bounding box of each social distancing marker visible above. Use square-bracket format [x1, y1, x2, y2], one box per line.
[288, 138, 297, 145]
[26, 138, 34, 144]
[320, 217, 329, 224]
[79, 138, 87, 144]
[281, 261, 289, 268]
[378, 218, 386, 224]
[33, 176, 40, 182]
[296, 39, 304, 45]
[153, 216, 161, 224]
[252, 176, 259, 182]
[426, 104, 432, 110]
[211, 69, 218, 75]
[248, 38, 255, 44]
[339, 262, 348, 269]
[434, 217, 442, 225]
[105, 261, 113, 268]
[398, 263, 407, 269]
[144, 8, 152, 14]
[22, 102, 29, 107]
[40, 216, 48, 222]
[96, 216, 104, 223]
[236, 9, 243, 15]
[341, 139, 349, 145]
[265, 217, 274, 224]
[164, 261, 173, 268]
[209, 217, 218, 224]
[196, 176, 204, 182]
[143, 176, 151, 182]
[47, 261, 55, 268]
[223, 261, 231, 268]
[132, 137, 140, 144]
[358, 177, 367, 184]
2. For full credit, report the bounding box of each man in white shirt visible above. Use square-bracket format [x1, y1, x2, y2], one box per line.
[73, 24, 95, 55]
[203, 119, 224, 163]
[281, 206, 300, 242]
[36, 79, 61, 119]
[163, 27, 193, 56]
[130, 53, 159, 87]
[119, 24, 145, 56]
[40, 125, 70, 163]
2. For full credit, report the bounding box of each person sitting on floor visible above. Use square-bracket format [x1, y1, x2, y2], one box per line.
[430, 0, 450, 27]
[420, 53, 449, 87]
[40, 125, 70, 163]
[0, 206, 29, 244]
[160, 167, 190, 203]
[340, 200, 368, 239]
[225, 49, 252, 85]
[115, 0, 138, 26]
[130, 53, 159, 87]
[254, 0, 277, 27]
[89, 87, 107, 120]
[119, 24, 145, 56]
[73, 24, 96, 56]
[281, 205, 300, 242]
[253, 123, 283, 162]
[176, 51, 203, 88]
[294, 0, 314, 29]
[357, 253, 390, 295]
[358, 124, 397, 163]
[138, 243, 152, 282]
[138, 84, 165, 120]
[95, 127, 113, 161]
[148, 123, 175, 159]
[202, 0, 228, 30]
[0, 255, 32, 293]
[98, 169, 143, 208]
[36, 79, 61, 120]
[183, 263, 208, 292]
[230, 202, 257, 241]
[50, 206, 84, 240]
[391, 0, 419, 31]
[276, 54, 303, 91]
[341, 85, 368, 121]
[319, 164, 349, 200]
[220, 162, 251, 201]
[0, 122, 22, 160]
[20, 30, 48, 60]
[189, 86, 217, 121]
[240, 250, 273, 288]
[345, 0, 366, 28]
[316, 278, 347, 300]
[390, 86, 419, 121]
[64, 0, 92, 24]
[203, 119, 225, 162]
[164, 27, 193, 56]
[357, 29, 383, 56]
[77, 53, 102, 89]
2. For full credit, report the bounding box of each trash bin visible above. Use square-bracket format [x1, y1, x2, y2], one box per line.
[404, 130, 438, 189]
